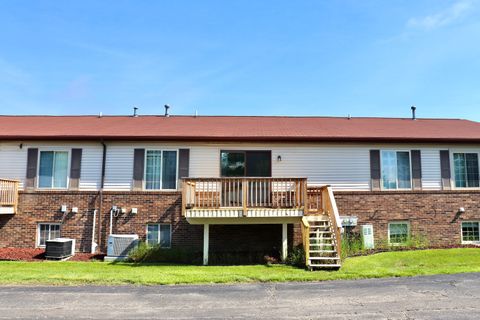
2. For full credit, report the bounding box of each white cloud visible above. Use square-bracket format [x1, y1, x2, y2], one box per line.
[407, 0, 476, 30]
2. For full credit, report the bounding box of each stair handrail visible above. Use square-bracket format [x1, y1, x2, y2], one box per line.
[301, 216, 310, 266]
[321, 185, 342, 260]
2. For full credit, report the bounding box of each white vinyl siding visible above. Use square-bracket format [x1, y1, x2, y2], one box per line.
[104, 145, 134, 191]
[0, 142, 103, 191]
[1, 141, 479, 192]
[420, 149, 442, 190]
[78, 145, 103, 190]
[189, 145, 370, 190]
[272, 146, 371, 190]
[0, 143, 28, 189]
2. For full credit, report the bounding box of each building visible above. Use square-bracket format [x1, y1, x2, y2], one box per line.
[1, 112, 480, 267]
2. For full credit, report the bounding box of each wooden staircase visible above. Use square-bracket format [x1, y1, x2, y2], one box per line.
[304, 215, 341, 269]
[302, 186, 342, 270]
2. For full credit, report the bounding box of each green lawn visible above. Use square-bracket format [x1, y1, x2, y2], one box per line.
[0, 248, 479, 286]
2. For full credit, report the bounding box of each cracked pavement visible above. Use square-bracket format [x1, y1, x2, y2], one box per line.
[1, 273, 480, 319]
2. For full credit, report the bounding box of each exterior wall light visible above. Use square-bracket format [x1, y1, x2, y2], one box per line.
[459, 207, 465, 213]
[277, 155, 282, 162]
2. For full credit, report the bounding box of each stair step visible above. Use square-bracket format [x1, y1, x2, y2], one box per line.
[309, 256, 340, 261]
[310, 243, 335, 247]
[310, 237, 334, 240]
[309, 250, 337, 253]
[309, 264, 342, 268]
[306, 216, 329, 221]
[309, 231, 331, 234]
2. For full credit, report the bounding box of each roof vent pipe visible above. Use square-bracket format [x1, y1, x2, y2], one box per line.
[133, 106, 138, 117]
[411, 106, 416, 120]
[164, 104, 170, 117]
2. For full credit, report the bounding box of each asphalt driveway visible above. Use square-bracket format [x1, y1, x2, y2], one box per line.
[1, 273, 480, 319]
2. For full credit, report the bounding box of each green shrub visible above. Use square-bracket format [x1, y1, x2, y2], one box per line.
[286, 246, 305, 267]
[127, 242, 202, 264]
[341, 232, 364, 258]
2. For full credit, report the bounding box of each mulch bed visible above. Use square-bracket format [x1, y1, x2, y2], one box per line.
[0, 248, 105, 262]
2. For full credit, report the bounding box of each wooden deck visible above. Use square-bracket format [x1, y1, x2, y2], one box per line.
[181, 177, 342, 269]
[182, 177, 309, 218]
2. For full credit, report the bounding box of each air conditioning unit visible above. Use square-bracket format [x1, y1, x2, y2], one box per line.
[45, 238, 76, 260]
[105, 234, 139, 262]
[361, 224, 374, 249]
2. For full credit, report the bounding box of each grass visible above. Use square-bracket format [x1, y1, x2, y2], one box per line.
[0, 248, 479, 286]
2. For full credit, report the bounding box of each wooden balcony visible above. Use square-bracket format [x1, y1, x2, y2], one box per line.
[182, 177, 308, 218]
[0, 179, 19, 214]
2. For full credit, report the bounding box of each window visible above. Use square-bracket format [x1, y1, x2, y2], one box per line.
[388, 221, 409, 245]
[146, 224, 172, 248]
[145, 150, 177, 190]
[381, 151, 411, 190]
[38, 151, 69, 188]
[453, 153, 479, 188]
[37, 223, 61, 247]
[220, 151, 271, 177]
[461, 222, 480, 243]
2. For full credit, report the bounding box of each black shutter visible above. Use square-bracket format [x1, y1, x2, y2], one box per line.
[440, 150, 451, 190]
[133, 149, 145, 190]
[69, 148, 82, 189]
[411, 150, 422, 190]
[370, 150, 381, 191]
[178, 149, 190, 179]
[25, 148, 38, 189]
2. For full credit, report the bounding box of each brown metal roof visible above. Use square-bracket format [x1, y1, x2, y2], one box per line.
[0, 115, 479, 143]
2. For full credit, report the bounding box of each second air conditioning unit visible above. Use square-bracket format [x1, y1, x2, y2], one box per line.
[105, 234, 139, 262]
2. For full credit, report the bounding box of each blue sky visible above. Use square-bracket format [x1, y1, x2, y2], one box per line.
[1, 1, 480, 120]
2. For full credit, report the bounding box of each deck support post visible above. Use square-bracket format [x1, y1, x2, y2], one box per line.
[203, 223, 210, 265]
[282, 223, 288, 262]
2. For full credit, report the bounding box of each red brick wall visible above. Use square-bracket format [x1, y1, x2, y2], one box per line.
[2, 190, 480, 253]
[0, 191, 203, 252]
[334, 190, 480, 246]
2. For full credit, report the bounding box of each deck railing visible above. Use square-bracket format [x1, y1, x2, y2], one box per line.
[0, 179, 19, 213]
[182, 177, 307, 216]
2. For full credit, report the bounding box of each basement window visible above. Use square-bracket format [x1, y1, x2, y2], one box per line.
[388, 221, 410, 245]
[146, 224, 171, 248]
[461, 222, 480, 244]
[37, 223, 61, 247]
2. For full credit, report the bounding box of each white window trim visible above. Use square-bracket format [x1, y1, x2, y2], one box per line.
[143, 149, 179, 191]
[145, 223, 172, 248]
[388, 221, 410, 246]
[380, 150, 413, 191]
[36, 149, 71, 190]
[37, 223, 61, 247]
[461, 221, 480, 245]
[450, 150, 480, 190]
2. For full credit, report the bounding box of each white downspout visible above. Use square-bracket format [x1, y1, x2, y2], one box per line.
[109, 209, 113, 235]
[91, 209, 97, 254]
